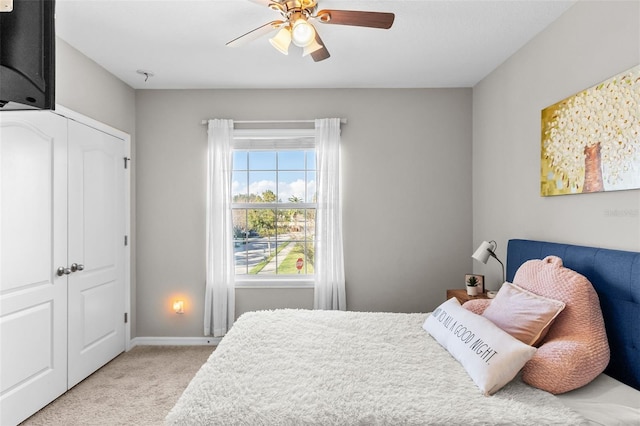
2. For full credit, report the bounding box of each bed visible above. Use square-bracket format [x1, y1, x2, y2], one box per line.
[167, 239, 640, 425]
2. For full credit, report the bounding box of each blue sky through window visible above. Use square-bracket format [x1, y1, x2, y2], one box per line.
[232, 150, 316, 203]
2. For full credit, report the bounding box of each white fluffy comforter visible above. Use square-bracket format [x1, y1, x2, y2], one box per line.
[166, 309, 587, 425]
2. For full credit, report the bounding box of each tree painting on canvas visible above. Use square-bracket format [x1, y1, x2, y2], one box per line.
[541, 64, 640, 196]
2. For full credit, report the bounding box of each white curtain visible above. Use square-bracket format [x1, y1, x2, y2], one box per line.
[205, 119, 235, 337]
[314, 118, 346, 310]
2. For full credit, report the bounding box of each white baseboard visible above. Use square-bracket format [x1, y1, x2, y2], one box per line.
[129, 336, 221, 350]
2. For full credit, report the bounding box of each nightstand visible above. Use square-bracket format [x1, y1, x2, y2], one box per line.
[446, 289, 489, 305]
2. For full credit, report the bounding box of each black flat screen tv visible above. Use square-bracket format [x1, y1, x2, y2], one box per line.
[0, 0, 55, 110]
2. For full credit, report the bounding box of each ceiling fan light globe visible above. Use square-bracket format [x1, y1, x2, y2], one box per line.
[269, 27, 291, 55]
[291, 19, 315, 47]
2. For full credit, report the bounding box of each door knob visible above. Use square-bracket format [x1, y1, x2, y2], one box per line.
[57, 266, 71, 276]
[71, 263, 84, 272]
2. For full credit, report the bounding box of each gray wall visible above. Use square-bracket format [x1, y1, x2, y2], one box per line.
[135, 88, 472, 337]
[56, 38, 135, 133]
[55, 37, 138, 334]
[472, 0, 640, 289]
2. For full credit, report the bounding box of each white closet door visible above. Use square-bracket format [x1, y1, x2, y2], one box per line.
[67, 120, 126, 388]
[0, 111, 69, 425]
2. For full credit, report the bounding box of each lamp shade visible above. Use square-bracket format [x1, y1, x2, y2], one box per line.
[291, 18, 315, 47]
[302, 37, 323, 56]
[472, 240, 494, 264]
[269, 27, 291, 55]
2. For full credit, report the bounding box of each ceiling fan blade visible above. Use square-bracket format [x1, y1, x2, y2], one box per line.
[226, 20, 285, 47]
[310, 32, 330, 62]
[316, 10, 395, 29]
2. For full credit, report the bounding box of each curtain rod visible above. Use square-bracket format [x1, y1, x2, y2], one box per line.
[200, 118, 347, 125]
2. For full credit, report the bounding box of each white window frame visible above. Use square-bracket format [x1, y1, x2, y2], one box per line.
[232, 128, 316, 289]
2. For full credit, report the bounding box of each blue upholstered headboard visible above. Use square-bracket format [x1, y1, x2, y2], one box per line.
[506, 239, 640, 391]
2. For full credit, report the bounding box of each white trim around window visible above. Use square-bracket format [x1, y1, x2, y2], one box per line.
[234, 278, 315, 289]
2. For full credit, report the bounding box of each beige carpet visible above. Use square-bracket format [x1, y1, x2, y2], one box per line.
[21, 345, 214, 426]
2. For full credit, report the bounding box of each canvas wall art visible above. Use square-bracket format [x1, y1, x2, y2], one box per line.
[541, 64, 640, 196]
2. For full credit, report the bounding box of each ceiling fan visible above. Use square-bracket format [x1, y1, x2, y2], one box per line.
[226, 0, 395, 62]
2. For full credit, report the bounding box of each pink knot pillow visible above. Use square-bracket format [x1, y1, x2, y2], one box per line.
[511, 255, 609, 394]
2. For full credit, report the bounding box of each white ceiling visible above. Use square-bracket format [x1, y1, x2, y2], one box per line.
[55, 0, 577, 90]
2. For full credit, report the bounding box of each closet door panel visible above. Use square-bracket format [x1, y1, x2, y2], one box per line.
[0, 111, 68, 426]
[67, 120, 126, 388]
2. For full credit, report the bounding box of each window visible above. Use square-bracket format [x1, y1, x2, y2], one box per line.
[231, 130, 316, 283]
[205, 118, 344, 334]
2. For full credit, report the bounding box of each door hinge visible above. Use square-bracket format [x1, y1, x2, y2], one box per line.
[124, 313, 128, 323]
[124, 157, 131, 169]
[124, 235, 128, 246]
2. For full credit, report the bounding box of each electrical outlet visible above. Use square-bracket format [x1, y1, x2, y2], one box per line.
[0, 0, 13, 13]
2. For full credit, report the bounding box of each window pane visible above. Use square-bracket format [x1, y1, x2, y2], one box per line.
[287, 206, 306, 236]
[278, 151, 305, 170]
[285, 209, 315, 275]
[278, 171, 305, 202]
[249, 208, 277, 239]
[249, 151, 276, 170]
[233, 208, 275, 275]
[233, 209, 249, 237]
[232, 171, 248, 201]
[232, 209, 249, 275]
[249, 171, 277, 202]
[304, 208, 316, 239]
[233, 207, 316, 276]
[232, 151, 247, 170]
[306, 151, 316, 169]
[276, 240, 314, 275]
[306, 171, 316, 203]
